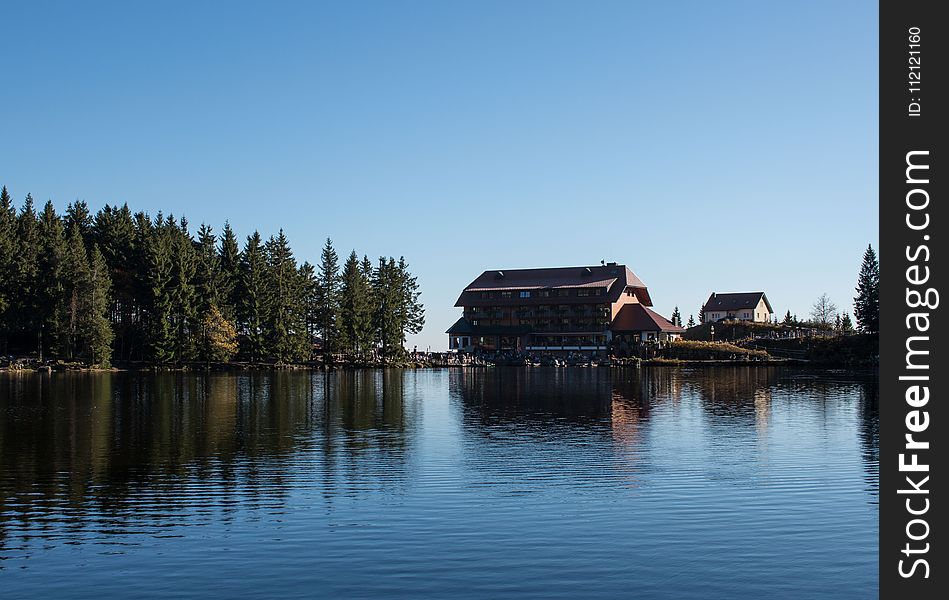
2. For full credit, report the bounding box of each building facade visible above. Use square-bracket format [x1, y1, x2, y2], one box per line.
[447, 263, 682, 354]
[702, 292, 773, 323]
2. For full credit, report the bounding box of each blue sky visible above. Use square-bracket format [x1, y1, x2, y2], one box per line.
[0, 1, 878, 350]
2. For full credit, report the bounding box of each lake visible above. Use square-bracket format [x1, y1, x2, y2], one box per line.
[0, 367, 878, 598]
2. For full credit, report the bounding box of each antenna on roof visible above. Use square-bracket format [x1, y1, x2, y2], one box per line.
[601, 259, 605, 265]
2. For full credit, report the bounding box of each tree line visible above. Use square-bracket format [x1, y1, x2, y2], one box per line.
[691, 244, 879, 335]
[0, 186, 424, 367]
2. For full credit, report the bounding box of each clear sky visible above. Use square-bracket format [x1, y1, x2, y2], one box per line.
[1, 1, 878, 350]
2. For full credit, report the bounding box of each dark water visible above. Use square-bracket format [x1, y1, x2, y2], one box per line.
[0, 367, 878, 599]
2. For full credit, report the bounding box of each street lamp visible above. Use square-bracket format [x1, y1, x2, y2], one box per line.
[710, 324, 715, 342]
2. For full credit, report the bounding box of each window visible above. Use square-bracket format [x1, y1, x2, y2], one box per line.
[540, 290, 551, 297]
[577, 289, 590, 297]
[557, 289, 570, 297]
[519, 291, 531, 298]
[500, 291, 512, 298]
[472, 320, 479, 326]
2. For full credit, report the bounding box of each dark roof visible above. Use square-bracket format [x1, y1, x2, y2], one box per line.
[611, 304, 684, 333]
[445, 318, 533, 336]
[703, 292, 773, 313]
[456, 264, 652, 307]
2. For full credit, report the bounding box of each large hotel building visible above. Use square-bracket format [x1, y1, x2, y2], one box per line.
[447, 263, 682, 354]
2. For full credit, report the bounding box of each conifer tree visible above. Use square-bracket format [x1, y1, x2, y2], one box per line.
[84, 244, 114, 367]
[783, 310, 793, 326]
[698, 303, 706, 324]
[686, 315, 695, 328]
[145, 216, 174, 363]
[65, 200, 92, 241]
[317, 238, 340, 353]
[170, 217, 198, 362]
[396, 256, 425, 347]
[61, 226, 92, 358]
[299, 261, 321, 349]
[0, 187, 16, 352]
[194, 223, 221, 315]
[239, 231, 268, 362]
[264, 230, 307, 363]
[339, 250, 372, 358]
[853, 244, 880, 333]
[671, 306, 681, 327]
[840, 312, 854, 332]
[37, 200, 67, 358]
[218, 221, 241, 322]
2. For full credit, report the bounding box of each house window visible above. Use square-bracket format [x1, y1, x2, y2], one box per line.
[558, 289, 570, 297]
[540, 290, 550, 297]
[577, 289, 590, 297]
[472, 320, 479, 326]
[519, 291, 530, 298]
[500, 291, 512, 298]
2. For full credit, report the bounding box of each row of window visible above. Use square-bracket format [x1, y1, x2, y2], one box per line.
[479, 287, 605, 300]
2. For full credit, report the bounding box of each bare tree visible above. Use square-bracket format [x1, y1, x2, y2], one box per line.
[810, 293, 838, 329]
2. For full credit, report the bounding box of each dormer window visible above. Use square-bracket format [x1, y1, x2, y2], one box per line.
[519, 291, 531, 298]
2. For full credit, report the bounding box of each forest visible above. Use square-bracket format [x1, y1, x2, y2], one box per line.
[0, 186, 424, 367]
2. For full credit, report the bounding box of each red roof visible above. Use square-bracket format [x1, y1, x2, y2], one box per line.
[611, 304, 683, 333]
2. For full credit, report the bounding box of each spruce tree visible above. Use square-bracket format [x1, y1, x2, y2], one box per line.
[170, 217, 198, 362]
[339, 250, 372, 358]
[840, 312, 854, 332]
[143, 216, 173, 362]
[686, 315, 695, 328]
[61, 226, 92, 359]
[853, 244, 880, 333]
[218, 221, 241, 322]
[239, 231, 268, 362]
[317, 238, 340, 353]
[37, 200, 67, 358]
[783, 310, 793, 326]
[671, 306, 681, 327]
[84, 244, 114, 367]
[194, 223, 221, 315]
[396, 256, 424, 348]
[299, 261, 320, 350]
[0, 186, 16, 352]
[264, 230, 307, 363]
[698, 303, 706, 324]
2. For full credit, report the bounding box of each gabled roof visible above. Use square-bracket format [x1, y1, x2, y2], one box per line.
[455, 264, 652, 307]
[703, 292, 773, 313]
[611, 304, 684, 333]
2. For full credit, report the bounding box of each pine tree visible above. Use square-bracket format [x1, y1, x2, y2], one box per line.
[61, 226, 92, 359]
[853, 244, 880, 333]
[83, 244, 114, 367]
[0, 186, 17, 353]
[299, 261, 320, 350]
[264, 230, 307, 363]
[194, 223, 221, 316]
[239, 231, 268, 362]
[686, 315, 695, 328]
[671, 306, 681, 327]
[698, 303, 706, 324]
[218, 221, 241, 322]
[396, 256, 424, 350]
[94, 204, 139, 360]
[338, 250, 373, 358]
[65, 200, 92, 241]
[145, 215, 174, 363]
[840, 312, 854, 332]
[317, 238, 340, 353]
[170, 217, 198, 362]
[37, 200, 67, 358]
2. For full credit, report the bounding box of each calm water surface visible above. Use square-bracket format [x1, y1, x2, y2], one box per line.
[1, 367, 878, 598]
